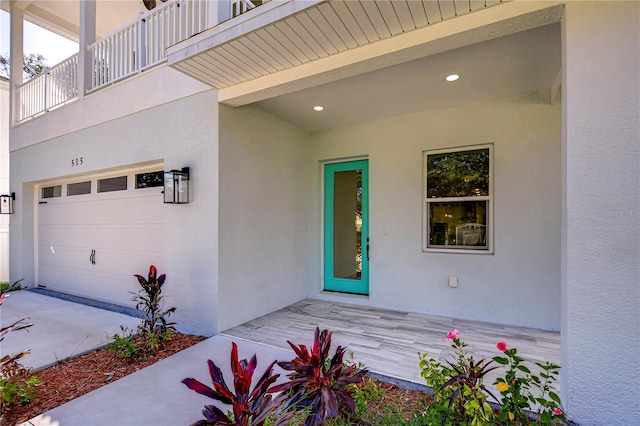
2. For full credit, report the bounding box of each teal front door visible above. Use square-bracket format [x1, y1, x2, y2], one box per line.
[324, 160, 369, 295]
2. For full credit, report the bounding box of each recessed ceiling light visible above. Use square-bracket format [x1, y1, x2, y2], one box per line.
[445, 74, 460, 82]
[313, 105, 324, 111]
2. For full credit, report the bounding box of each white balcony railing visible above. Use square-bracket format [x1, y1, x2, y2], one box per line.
[14, 0, 264, 124]
[89, 0, 210, 90]
[15, 54, 79, 122]
[89, 0, 265, 91]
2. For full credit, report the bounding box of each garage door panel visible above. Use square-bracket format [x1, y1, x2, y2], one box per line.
[130, 197, 164, 222]
[39, 196, 162, 226]
[39, 243, 164, 271]
[37, 224, 99, 246]
[90, 197, 163, 224]
[89, 248, 165, 277]
[37, 266, 138, 307]
[39, 245, 165, 305]
[91, 224, 163, 250]
[38, 243, 83, 269]
[38, 224, 163, 252]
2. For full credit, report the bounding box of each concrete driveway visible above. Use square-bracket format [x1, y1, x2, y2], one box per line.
[1, 290, 140, 370]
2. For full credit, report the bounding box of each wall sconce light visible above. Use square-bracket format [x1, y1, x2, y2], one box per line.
[0, 192, 15, 214]
[164, 167, 190, 204]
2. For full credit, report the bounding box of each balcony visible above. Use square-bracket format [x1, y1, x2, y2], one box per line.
[15, 54, 79, 122]
[13, 0, 266, 124]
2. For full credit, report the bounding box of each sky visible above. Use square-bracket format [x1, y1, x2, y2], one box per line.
[1, 10, 79, 68]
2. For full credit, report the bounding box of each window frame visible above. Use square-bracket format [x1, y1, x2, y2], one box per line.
[422, 144, 494, 254]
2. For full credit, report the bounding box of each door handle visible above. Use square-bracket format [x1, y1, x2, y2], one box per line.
[90, 249, 96, 265]
[366, 238, 370, 261]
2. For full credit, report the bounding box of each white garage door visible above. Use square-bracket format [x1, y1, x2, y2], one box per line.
[37, 166, 165, 307]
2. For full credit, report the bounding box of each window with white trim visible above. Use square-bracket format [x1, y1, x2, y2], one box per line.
[423, 145, 492, 252]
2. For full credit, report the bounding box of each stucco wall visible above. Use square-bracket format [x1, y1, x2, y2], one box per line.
[562, 2, 640, 424]
[309, 92, 562, 331]
[9, 89, 220, 336]
[217, 104, 310, 331]
[10, 66, 211, 151]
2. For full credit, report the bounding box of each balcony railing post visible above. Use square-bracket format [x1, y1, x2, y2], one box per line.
[138, 12, 147, 71]
[44, 69, 50, 111]
[207, 0, 232, 28]
[79, 0, 97, 96]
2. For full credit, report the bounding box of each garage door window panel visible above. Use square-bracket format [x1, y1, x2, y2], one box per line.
[98, 176, 128, 193]
[42, 185, 62, 199]
[135, 171, 164, 189]
[68, 181, 91, 196]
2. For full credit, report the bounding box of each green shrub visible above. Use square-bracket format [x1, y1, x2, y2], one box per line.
[108, 328, 141, 359]
[493, 342, 565, 424]
[419, 329, 496, 425]
[0, 361, 40, 413]
[420, 330, 566, 425]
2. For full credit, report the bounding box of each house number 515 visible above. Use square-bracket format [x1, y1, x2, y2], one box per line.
[71, 157, 84, 167]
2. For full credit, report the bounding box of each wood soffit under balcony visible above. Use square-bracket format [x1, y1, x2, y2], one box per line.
[167, 1, 512, 92]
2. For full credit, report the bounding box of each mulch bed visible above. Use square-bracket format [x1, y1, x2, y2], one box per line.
[1, 333, 206, 425]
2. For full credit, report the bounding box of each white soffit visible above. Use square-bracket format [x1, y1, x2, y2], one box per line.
[167, 0, 564, 106]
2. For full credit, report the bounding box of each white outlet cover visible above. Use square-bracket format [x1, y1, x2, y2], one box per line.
[448, 276, 458, 288]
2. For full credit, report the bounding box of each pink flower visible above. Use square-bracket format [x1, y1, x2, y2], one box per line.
[446, 329, 459, 339]
[497, 341, 507, 352]
[553, 408, 563, 416]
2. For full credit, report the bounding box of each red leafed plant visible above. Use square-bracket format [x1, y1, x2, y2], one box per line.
[269, 327, 368, 426]
[132, 265, 175, 337]
[182, 342, 294, 426]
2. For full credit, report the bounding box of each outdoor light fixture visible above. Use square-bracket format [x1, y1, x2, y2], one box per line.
[313, 105, 324, 111]
[446, 74, 460, 82]
[0, 192, 15, 214]
[164, 168, 190, 204]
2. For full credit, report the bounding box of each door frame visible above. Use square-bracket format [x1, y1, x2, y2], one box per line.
[323, 159, 369, 295]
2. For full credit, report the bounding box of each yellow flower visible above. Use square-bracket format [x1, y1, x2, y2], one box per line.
[497, 381, 509, 392]
[509, 412, 515, 421]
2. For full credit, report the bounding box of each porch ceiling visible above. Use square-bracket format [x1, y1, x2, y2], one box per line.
[256, 22, 561, 131]
[167, 0, 563, 131]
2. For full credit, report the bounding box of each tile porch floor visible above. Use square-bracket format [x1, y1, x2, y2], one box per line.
[223, 299, 561, 390]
